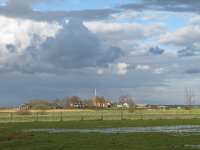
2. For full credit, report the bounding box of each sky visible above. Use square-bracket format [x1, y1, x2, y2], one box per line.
[1, 0, 200, 106]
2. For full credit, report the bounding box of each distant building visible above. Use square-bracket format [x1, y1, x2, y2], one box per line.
[92, 89, 109, 107]
[117, 103, 129, 108]
[70, 103, 85, 108]
[93, 96, 109, 107]
[158, 105, 166, 109]
[19, 104, 29, 110]
[136, 104, 151, 109]
[177, 107, 182, 109]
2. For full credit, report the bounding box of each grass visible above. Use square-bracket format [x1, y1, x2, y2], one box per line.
[1, 119, 200, 149]
[1, 108, 200, 123]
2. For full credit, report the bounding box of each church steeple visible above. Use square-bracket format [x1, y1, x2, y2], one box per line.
[95, 88, 97, 98]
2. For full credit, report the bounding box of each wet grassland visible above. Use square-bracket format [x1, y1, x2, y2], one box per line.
[1, 119, 200, 149]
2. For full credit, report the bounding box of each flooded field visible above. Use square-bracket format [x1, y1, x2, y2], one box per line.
[3, 120, 200, 150]
[21, 125, 200, 134]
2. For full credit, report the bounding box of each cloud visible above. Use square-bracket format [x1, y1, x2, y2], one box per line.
[189, 16, 200, 25]
[0, 0, 117, 21]
[117, 63, 129, 75]
[136, 65, 150, 71]
[41, 19, 124, 69]
[40, 18, 101, 69]
[185, 68, 200, 74]
[120, 0, 200, 13]
[96, 69, 104, 75]
[0, 17, 124, 74]
[148, 46, 165, 55]
[84, 21, 166, 51]
[0, 16, 61, 73]
[97, 46, 124, 67]
[0, 16, 61, 49]
[153, 68, 164, 75]
[160, 25, 200, 47]
[177, 46, 200, 57]
[111, 10, 139, 20]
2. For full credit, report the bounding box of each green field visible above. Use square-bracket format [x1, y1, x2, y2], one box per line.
[1, 108, 200, 123]
[1, 119, 200, 149]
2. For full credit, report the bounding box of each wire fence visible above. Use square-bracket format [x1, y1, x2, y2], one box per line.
[0, 110, 200, 123]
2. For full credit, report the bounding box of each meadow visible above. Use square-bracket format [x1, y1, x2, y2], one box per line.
[1, 108, 200, 149]
[0, 108, 200, 123]
[1, 119, 200, 149]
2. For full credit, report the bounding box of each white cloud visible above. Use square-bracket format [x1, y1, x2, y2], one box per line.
[84, 21, 166, 50]
[96, 69, 104, 75]
[0, 16, 61, 53]
[111, 10, 139, 20]
[189, 16, 200, 25]
[153, 67, 164, 75]
[117, 62, 129, 75]
[136, 65, 150, 71]
[160, 25, 200, 47]
[84, 21, 165, 37]
[84, 21, 144, 34]
[0, 16, 62, 72]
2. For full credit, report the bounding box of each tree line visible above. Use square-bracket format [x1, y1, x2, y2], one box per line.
[24, 95, 135, 110]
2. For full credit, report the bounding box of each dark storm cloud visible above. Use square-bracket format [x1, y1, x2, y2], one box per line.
[41, 19, 124, 69]
[97, 46, 124, 67]
[148, 46, 165, 55]
[0, 0, 117, 21]
[41, 18, 101, 69]
[6, 44, 16, 53]
[2, 18, 124, 74]
[177, 46, 200, 57]
[185, 68, 200, 74]
[120, 0, 200, 13]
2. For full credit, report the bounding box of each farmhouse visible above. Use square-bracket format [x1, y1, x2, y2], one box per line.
[70, 103, 85, 108]
[19, 103, 29, 110]
[117, 102, 129, 108]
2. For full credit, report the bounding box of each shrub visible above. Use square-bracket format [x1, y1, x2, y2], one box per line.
[31, 104, 50, 115]
[16, 109, 31, 115]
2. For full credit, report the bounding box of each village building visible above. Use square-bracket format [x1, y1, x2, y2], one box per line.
[92, 89, 109, 108]
[18, 103, 29, 110]
[117, 102, 129, 108]
[136, 104, 151, 109]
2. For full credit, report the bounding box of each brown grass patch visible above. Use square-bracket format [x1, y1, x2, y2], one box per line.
[0, 109, 93, 113]
[7, 133, 33, 140]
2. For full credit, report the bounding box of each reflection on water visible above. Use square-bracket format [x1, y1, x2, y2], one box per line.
[184, 144, 200, 148]
[21, 125, 200, 134]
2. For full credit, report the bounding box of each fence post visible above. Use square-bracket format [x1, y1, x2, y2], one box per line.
[60, 111, 63, 121]
[121, 109, 123, 120]
[10, 113, 13, 123]
[176, 109, 179, 119]
[101, 109, 103, 120]
[36, 112, 39, 122]
[80, 110, 84, 121]
[140, 110, 143, 120]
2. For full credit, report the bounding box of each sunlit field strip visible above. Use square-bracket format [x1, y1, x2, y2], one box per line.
[0, 108, 200, 123]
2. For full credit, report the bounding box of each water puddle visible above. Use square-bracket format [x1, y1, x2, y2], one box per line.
[184, 145, 200, 148]
[21, 125, 200, 134]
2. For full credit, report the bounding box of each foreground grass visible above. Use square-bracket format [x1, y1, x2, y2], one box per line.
[1, 119, 200, 150]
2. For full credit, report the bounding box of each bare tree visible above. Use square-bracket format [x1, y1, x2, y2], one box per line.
[83, 99, 93, 108]
[118, 95, 135, 112]
[118, 95, 134, 105]
[184, 88, 196, 109]
[64, 96, 82, 108]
